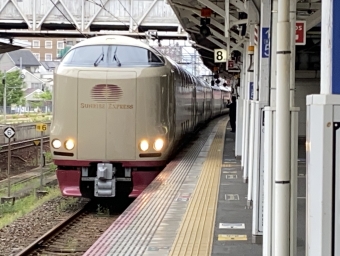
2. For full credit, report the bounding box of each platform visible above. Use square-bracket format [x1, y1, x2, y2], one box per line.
[84, 116, 306, 256]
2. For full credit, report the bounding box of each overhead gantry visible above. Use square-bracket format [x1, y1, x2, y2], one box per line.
[0, 0, 187, 39]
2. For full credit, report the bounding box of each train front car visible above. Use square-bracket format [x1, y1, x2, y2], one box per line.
[51, 36, 175, 199]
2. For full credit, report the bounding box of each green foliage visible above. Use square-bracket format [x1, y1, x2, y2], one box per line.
[30, 101, 43, 109]
[0, 187, 60, 229]
[34, 89, 52, 101]
[0, 70, 25, 106]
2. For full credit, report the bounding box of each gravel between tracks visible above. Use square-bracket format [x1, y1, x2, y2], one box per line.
[0, 196, 88, 256]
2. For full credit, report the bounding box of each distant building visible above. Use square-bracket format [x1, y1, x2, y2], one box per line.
[7, 66, 45, 90]
[23, 88, 52, 113]
[17, 37, 84, 61]
[0, 49, 40, 72]
[40, 61, 60, 72]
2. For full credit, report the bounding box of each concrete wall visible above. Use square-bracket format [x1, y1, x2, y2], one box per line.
[0, 122, 51, 145]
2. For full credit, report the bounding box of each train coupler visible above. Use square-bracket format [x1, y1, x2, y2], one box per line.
[94, 163, 116, 197]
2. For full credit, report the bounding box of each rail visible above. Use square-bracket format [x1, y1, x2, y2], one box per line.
[16, 203, 89, 256]
[0, 136, 50, 153]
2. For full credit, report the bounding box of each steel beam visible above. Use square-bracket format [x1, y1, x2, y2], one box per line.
[197, 0, 225, 17]
[134, 0, 158, 31]
[305, 9, 321, 31]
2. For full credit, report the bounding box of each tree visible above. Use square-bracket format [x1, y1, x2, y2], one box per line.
[0, 70, 25, 106]
[35, 89, 52, 101]
[32, 89, 52, 112]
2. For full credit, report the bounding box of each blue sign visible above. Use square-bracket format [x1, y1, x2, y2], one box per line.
[333, 1, 340, 94]
[261, 27, 270, 58]
[249, 82, 254, 100]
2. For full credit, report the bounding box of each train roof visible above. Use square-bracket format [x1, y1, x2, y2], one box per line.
[71, 35, 153, 50]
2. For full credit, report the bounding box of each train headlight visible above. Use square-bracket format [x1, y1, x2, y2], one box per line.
[52, 139, 62, 149]
[140, 140, 149, 151]
[65, 139, 75, 150]
[153, 139, 164, 151]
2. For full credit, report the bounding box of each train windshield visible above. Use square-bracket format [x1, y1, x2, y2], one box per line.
[61, 45, 164, 67]
[62, 45, 109, 67]
[109, 46, 164, 67]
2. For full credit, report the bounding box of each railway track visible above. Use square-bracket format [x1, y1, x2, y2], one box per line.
[0, 168, 55, 195]
[0, 136, 50, 154]
[17, 201, 124, 256]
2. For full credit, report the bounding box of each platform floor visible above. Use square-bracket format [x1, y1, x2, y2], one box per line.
[84, 116, 306, 256]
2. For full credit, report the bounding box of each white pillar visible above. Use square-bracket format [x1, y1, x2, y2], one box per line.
[242, 27, 255, 183]
[274, 0, 291, 253]
[263, 0, 278, 253]
[237, 47, 248, 159]
[253, 0, 271, 244]
[306, 0, 340, 255]
[289, 1, 297, 255]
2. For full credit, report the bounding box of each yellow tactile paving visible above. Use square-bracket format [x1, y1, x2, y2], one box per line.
[169, 118, 227, 256]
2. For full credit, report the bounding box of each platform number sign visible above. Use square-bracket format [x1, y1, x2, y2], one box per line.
[4, 127, 15, 139]
[261, 27, 270, 58]
[36, 123, 47, 132]
[214, 49, 227, 63]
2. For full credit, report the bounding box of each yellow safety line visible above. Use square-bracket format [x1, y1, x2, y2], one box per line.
[169, 118, 227, 256]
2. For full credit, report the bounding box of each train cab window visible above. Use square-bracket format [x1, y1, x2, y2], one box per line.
[62, 45, 109, 67]
[110, 46, 164, 67]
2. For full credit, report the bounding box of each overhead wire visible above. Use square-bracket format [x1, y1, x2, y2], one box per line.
[48, 0, 88, 38]
[85, 0, 147, 42]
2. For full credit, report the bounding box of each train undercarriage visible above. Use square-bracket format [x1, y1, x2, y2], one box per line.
[56, 161, 164, 199]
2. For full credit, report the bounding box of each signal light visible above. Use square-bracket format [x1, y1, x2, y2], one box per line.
[200, 18, 211, 37]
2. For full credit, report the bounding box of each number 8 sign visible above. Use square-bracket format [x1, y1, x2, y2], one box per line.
[214, 49, 227, 63]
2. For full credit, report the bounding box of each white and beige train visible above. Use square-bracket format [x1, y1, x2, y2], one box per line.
[50, 35, 230, 199]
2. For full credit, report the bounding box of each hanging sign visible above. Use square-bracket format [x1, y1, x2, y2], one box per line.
[214, 49, 227, 63]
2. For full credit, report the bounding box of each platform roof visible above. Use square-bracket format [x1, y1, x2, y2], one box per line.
[0, 41, 23, 54]
[168, 0, 321, 75]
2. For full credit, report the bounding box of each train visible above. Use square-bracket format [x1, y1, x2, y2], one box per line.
[50, 35, 230, 199]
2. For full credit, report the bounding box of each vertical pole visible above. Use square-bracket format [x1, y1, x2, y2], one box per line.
[320, 0, 332, 95]
[40, 131, 43, 187]
[274, 0, 291, 255]
[129, 0, 133, 32]
[81, 0, 85, 32]
[289, 0, 296, 107]
[7, 138, 11, 197]
[289, 1, 297, 255]
[225, 0, 230, 57]
[33, 0, 36, 30]
[3, 73, 6, 121]
[36, 144, 39, 166]
[270, 0, 278, 107]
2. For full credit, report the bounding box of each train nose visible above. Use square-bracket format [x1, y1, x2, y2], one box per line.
[77, 70, 137, 160]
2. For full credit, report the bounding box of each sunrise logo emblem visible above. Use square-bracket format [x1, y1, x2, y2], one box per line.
[91, 84, 123, 103]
